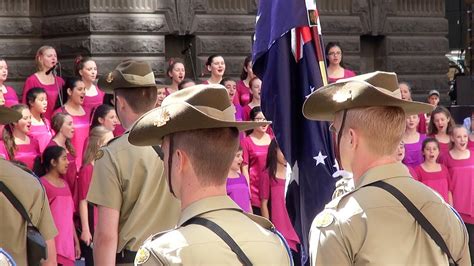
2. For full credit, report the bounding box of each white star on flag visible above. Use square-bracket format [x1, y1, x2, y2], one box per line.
[305, 85, 316, 98]
[289, 161, 300, 185]
[313, 151, 327, 166]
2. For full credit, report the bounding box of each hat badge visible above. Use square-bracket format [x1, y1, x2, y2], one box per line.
[153, 109, 171, 127]
[106, 72, 114, 83]
[333, 90, 352, 103]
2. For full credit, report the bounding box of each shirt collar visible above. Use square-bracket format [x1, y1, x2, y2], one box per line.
[355, 162, 410, 189]
[178, 195, 242, 226]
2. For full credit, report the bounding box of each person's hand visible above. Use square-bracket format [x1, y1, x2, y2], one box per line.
[81, 229, 93, 246]
[74, 237, 81, 259]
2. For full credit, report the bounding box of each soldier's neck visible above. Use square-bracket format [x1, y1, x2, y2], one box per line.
[180, 184, 227, 210]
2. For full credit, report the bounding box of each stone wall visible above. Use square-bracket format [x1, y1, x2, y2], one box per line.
[0, 0, 449, 101]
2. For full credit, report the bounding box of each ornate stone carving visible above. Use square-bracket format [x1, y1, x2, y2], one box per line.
[352, 0, 396, 35]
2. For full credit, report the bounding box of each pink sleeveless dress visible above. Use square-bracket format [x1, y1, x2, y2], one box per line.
[443, 151, 474, 224]
[83, 85, 105, 117]
[40, 178, 76, 265]
[28, 118, 53, 153]
[2, 85, 19, 107]
[414, 164, 450, 202]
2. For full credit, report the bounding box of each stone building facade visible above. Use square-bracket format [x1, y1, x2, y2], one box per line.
[0, 0, 448, 100]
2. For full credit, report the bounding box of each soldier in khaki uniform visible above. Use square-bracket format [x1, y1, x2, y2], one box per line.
[87, 60, 180, 265]
[0, 106, 58, 265]
[128, 85, 293, 265]
[303, 71, 471, 265]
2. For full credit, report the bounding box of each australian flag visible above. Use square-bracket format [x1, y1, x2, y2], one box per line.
[252, 0, 337, 264]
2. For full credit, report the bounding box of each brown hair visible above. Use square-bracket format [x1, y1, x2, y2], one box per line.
[51, 112, 76, 157]
[2, 104, 28, 160]
[35, 45, 55, 72]
[240, 55, 252, 81]
[344, 106, 406, 156]
[74, 55, 94, 77]
[249, 77, 261, 89]
[115, 86, 157, 114]
[166, 58, 185, 79]
[428, 106, 454, 135]
[173, 127, 239, 185]
[83, 126, 112, 166]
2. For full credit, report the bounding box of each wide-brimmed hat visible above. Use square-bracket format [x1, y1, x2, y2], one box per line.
[0, 106, 21, 124]
[98, 60, 167, 93]
[129, 84, 271, 146]
[303, 71, 434, 121]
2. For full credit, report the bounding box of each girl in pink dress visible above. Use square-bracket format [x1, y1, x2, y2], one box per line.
[428, 106, 455, 162]
[242, 77, 262, 121]
[89, 104, 118, 131]
[443, 125, 474, 258]
[37, 145, 80, 265]
[414, 138, 452, 203]
[226, 147, 251, 212]
[402, 114, 426, 167]
[395, 141, 418, 179]
[49, 112, 78, 207]
[234, 55, 255, 107]
[75, 56, 104, 117]
[164, 58, 185, 95]
[241, 107, 272, 215]
[221, 78, 243, 121]
[260, 139, 300, 258]
[78, 126, 114, 265]
[25, 87, 53, 153]
[0, 104, 40, 169]
[22, 46, 64, 121]
[203, 54, 225, 84]
[0, 58, 19, 107]
[325, 42, 356, 84]
[54, 77, 89, 169]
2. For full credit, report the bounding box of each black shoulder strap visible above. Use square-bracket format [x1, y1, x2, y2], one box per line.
[0, 181, 34, 226]
[368, 181, 457, 266]
[183, 217, 253, 266]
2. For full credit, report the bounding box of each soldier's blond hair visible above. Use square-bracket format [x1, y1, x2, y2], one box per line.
[344, 106, 406, 156]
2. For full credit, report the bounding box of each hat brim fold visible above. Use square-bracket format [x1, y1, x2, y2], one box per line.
[129, 102, 271, 146]
[0, 106, 21, 124]
[303, 80, 435, 121]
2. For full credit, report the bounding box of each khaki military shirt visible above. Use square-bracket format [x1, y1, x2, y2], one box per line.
[310, 162, 470, 265]
[135, 196, 291, 265]
[87, 132, 180, 252]
[0, 159, 57, 265]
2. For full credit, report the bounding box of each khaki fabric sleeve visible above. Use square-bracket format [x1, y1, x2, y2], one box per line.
[87, 149, 122, 210]
[309, 212, 353, 266]
[36, 189, 58, 240]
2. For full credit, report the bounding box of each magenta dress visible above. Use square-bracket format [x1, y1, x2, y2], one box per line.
[78, 163, 98, 229]
[0, 141, 7, 159]
[14, 139, 41, 169]
[113, 124, 126, 137]
[402, 134, 426, 168]
[47, 140, 78, 209]
[22, 74, 65, 121]
[53, 108, 90, 170]
[234, 80, 252, 107]
[28, 118, 53, 153]
[414, 165, 450, 202]
[83, 85, 105, 117]
[260, 173, 300, 251]
[241, 136, 271, 209]
[40, 178, 76, 266]
[226, 173, 251, 212]
[242, 105, 252, 121]
[328, 69, 356, 84]
[443, 152, 474, 224]
[2, 85, 19, 107]
[437, 141, 450, 163]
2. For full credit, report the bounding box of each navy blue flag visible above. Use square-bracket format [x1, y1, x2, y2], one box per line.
[252, 0, 337, 263]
